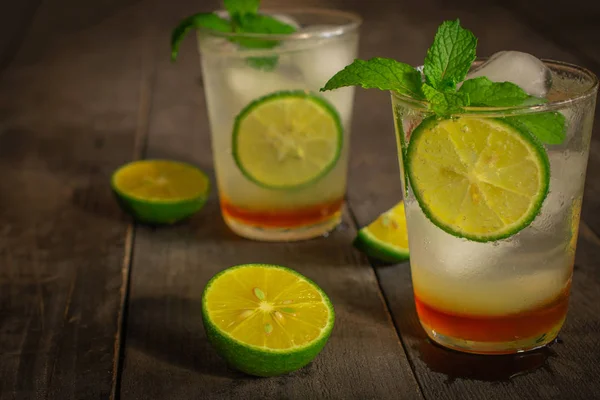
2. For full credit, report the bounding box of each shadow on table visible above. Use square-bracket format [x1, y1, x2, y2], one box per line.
[125, 295, 244, 378]
[413, 337, 560, 383]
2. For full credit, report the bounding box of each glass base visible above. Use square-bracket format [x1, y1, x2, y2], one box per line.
[223, 213, 342, 242]
[420, 319, 564, 355]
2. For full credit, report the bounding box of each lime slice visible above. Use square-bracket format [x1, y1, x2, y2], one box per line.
[354, 201, 410, 263]
[202, 263, 335, 377]
[111, 160, 210, 225]
[232, 90, 343, 190]
[569, 197, 582, 255]
[406, 116, 550, 242]
[393, 112, 409, 197]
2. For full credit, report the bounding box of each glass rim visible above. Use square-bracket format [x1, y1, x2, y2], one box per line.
[391, 59, 599, 116]
[197, 8, 362, 41]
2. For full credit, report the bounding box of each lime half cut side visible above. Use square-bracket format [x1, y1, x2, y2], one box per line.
[111, 159, 210, 225]
[406, 116, 550, 242]
[202, 264, 335, 377]
[232, 91, 343, 190]
[354, 201, 410, 263]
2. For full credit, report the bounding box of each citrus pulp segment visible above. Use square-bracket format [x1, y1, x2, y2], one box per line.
[354, 201, 410, 263]
[111, 159, 209, 224]
[232, 91, 343, 190]
[202, 264, 335, 377]
[406, 117, 550, 242]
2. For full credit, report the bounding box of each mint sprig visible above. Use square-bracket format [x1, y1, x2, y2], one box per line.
[505, 113, 566, 145]
[423, 20, 477, 91]
[170, 0, 296, 65]
[171, 13, 231, 61]
[321, 58, 424, 99]
[458, 77, 535, 107]
[321, 18, 566, 145]
[422, 84, 468, 116]
[224, 0, 260, 19]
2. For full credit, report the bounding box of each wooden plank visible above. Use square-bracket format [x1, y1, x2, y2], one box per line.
[346, 0, 600, 398]
[0, 0, 40, 71]
[0, 0, 151, 398]
[118, 0, 423, 398]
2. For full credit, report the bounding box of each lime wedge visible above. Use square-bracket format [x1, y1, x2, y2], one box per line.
[202, 264, 335, 377]
[406, 116, 549, 242]
[354, 201, 410, 263]
[232, 91, 343, 190]
[111, 160, 210, 224]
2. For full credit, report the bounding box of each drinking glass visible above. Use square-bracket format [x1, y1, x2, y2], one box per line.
[391, 60, 598, 354]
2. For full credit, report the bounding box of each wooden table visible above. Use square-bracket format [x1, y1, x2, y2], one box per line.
[1, 0, 600, 398]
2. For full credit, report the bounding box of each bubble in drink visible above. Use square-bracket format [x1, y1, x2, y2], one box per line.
[466, 51, 553, 98]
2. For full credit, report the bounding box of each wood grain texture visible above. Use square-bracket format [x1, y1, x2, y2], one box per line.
[346, 0, 600, 399]
[0, 0, 151, 398]
[117, 1, 423, 398]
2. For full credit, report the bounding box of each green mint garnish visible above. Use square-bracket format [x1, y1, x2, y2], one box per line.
[423, 20, 477, 91]
[229, 13, 296, 49]
[321, 18, 566, 145]
[458, 77, 535, 107]
[422, 84, 468, 116]
[171, 13, 231, 61]
[321, 58, 424, 99]
[170, 0, 296, 69]
[224, 0, 260, 20]
[506, 113, 567, 145]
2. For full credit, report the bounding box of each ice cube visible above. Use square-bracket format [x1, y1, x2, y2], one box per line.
[291, 28, 356, 90]
[287, 28, 357, 120]
[405, 201, 517, 277]
[466, 51, 553, 98]
[225, 65, 305, 108]
[530, 150, 587, 233]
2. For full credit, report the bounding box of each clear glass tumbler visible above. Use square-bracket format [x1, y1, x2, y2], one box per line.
[197, 9, 361, 241]
[391, 60, 598, 354]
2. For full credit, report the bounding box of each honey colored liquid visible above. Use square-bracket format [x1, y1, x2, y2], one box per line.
[414, 283, 571, 350]
[221, 197, 344, 229]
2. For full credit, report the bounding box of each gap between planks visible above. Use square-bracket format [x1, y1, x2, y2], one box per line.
[345, 199, 426, 399]
[110, 27, 158, 400]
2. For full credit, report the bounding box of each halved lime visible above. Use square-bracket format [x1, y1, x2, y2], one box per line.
[354, 201, 410, 263]
[406, 116, 550, 242]
[111, 160, 210, 224]
[232, 91, 343, 190]
[202, 264, 335, 377]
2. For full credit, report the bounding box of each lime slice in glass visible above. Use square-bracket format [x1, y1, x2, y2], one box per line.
[406, 116, 550, 242]
[232, 90, 343, 190]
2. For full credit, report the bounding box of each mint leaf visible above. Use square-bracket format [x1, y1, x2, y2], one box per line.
[423, 19, 477, 91]
[507, 113, 566, 145]
[246, 56, 279, 70]
[236, 13, 296, 35]
[232, 13, 297, 49]
[320, 58, 424, 99]
[171, 13, 231, 61]
[459, 77, 531, 106]
[422, 84, 469, 116]
[231, 13, 296, 70]
[458, 77, 546, 107]
[223, 0, 260, 18]
[458, 76, 565, 144]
